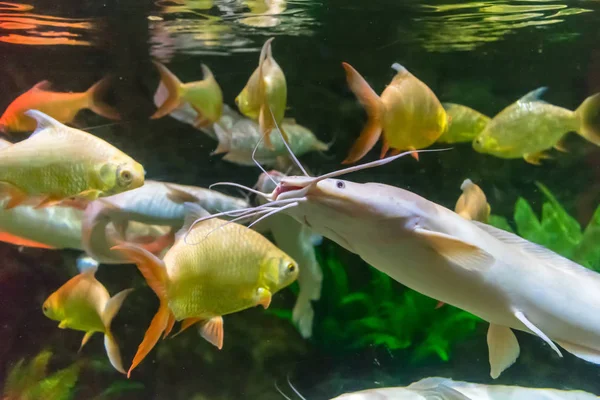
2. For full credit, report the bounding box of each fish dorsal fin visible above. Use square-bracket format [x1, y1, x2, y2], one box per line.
[25, 110, 65, 136]
[471, 220, 578, 267]
[176, 202, 211, 240]
[165, 183, 198, 204]
[32, 80, 52, 91]
[408, 377, 471, 400]
[518, 87, 548, 103]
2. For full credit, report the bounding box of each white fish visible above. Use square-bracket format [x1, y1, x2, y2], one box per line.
[81, 180, 248, 263]
[328, 376, 600, 399]
[255, 170, 323, 338]
[206, 143, 600, 379]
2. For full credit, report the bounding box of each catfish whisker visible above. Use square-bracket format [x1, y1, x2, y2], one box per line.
[251, 127, 279, 187]
[287, 375, 306, 400]
[274, 381, 293, 400]
[184, 208, 275, 245]
[209, 182, 273, 199]
[268, 107, 310, 177]
[247, 202, 299, 229]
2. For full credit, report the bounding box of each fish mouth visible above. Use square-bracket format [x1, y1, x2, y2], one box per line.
[274, 184, 304, 197]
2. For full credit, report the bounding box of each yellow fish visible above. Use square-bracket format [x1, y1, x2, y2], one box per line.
[437, 103, 490, 144]
[151, 61, 223, 128]
[0, 78, 120, 134]
[454, 178, 490, 223]
[341, 62, 449, 164]
[112, 203, 298, 377]
[42, 267, 133, 374]
[0, 110, 145, 209]
[235, 37, 288, 149]
[473, 87, 600, 165]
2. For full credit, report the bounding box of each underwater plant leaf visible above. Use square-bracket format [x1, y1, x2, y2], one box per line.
[94, 381, 145, 399]
[31, 363, 80, 400]
[347, 316, 387, 333]
[514, 197, 546, 244]
[488, 215, 514, 233]
[536, 182, 582, 242]
[351, 333, 411, 350]
[340, 292, 377, 315]
[574, 205, 600, 270]
[370, 270, 394, 303]
[540, 202, 579, 257]
[3, 350, 54, 399]
[3, 359, 26, 398]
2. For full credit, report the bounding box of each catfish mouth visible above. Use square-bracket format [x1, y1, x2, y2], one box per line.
[273, 184, 304, 197]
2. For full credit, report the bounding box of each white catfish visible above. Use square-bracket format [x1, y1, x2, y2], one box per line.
[281, 376, 600, 400]
[202, 141, 600, 379]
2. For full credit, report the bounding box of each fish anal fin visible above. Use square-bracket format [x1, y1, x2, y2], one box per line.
[380, 137, 390, 159]
[163, 312, 176, 339]
[409, 148, 419, 161]
[554, 138, 569, 153]
[175, 202, 211, 241]
[211, 123, 231, 155]
[487, 324, 520, 379]
[76, 189, 102, 201]
[34, 196, 64, 209]
[198, 316, 224, 349]
[0, 182, 27, 209]
[414, 227, 494, 272]
[165, 184, 198, 204]
[128, 302, 169, 377]
[342, 120, 382, 164]
[514, 310, 562, 357]
[79, 331, 95, 352]
[556, 340, 600, 365]
[172, 317, 202, 338]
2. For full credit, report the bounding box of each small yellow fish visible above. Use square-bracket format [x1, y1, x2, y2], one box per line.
[0, 110, 145, 209]
[151, 61, 223, 128]
[112, 203, 298, 377]
[235, 37, 288, 149]
[437, 103, 490, 144]
[42, 267, 133, 374]
[0, 78, 120, 134]
[473, 87, 600, 165]
[342, 62, 448, 164]
[454, 178, 490, 223]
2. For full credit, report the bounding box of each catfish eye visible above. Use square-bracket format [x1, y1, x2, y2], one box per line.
[287, 263, 296, 273]
[336, 181, 345, 189]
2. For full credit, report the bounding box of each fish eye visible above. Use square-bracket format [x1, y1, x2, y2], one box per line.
[336, 181, 345, 189]
[42, 304, 48, 313]
[287, 263, 296, 273]
[117, 168, 133, 186]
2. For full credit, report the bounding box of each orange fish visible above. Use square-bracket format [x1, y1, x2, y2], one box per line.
[341, 62, 449, 164]
[0, 78, 120, 133]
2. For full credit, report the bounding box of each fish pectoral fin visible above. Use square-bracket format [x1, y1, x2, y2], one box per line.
[0, 182, 27, 210]
[198, 316, 224, 350]
[555, 340, 600, 365]
[165, 184, 198, 204]
[254, 287, 272, 309]
[413, 227, 495, 272]
[58, 320, 69, 329]
[76, 189, 102, 201]
[513, 310, 562, 357]
[554, 138, 569, 153]
[487, 324, 520, 379]
[523, 151, 552, 165]
[79, 331, 95, 352]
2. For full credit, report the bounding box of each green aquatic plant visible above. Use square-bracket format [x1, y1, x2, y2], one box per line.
[2, 350, 144, 400]
[3, 349, 79, 400]
[489, 182, 600, 271]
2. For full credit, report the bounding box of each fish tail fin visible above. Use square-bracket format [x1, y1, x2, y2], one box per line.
[110, 244, 169, 378]
[86, 77, 121, 120]
[341, 62, 383, 164]
[575, 93, 600, 146]
[101, 288, 134, 374]
[151, 61, 183, 120]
